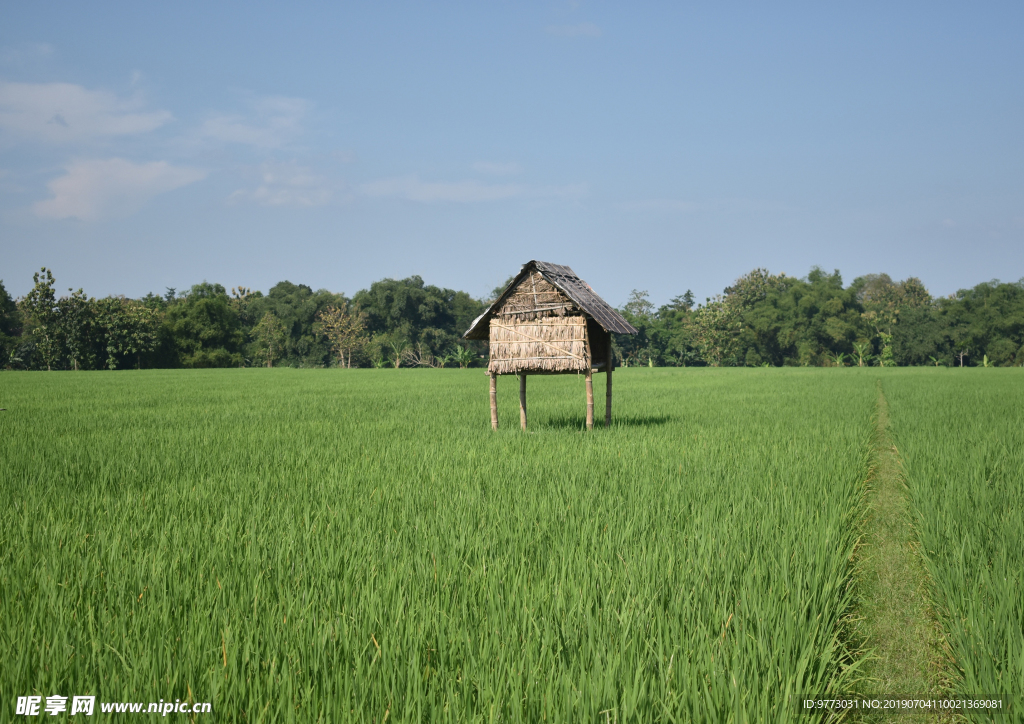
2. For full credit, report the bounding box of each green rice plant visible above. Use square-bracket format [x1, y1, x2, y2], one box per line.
[884, 370, 1024, 718]
[0, 368, 876, 722]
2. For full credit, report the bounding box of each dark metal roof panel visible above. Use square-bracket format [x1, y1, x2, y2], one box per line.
[531, 261, 638, 335]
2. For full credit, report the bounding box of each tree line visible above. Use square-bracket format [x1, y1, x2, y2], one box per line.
[1, 266, 1022, 370]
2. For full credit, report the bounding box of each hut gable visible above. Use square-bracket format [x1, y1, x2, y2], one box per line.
[493, 270, 578, 322]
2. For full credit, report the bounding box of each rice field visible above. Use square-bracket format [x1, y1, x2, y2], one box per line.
[0, 368, 1020, 722]
[885, 371, 1024, 714]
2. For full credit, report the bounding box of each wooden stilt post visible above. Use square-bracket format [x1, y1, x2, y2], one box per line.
[519, 374, 527, 430]
[585, 369, 594, 430]
[605, 351, 613, 428]
[489, 373, 498, 430]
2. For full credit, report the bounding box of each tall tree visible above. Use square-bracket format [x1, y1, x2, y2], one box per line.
[725, 268, 792, 308]
[727, 268, 861, 366]
[246, 281, 342, 367]
[352, 276, 483, 364]
[251, 312, 288, 368]
[649, 292, 700, 366]
[230, 286, 264, 330]
[96, 297, 158, 370]
[0, 280, 21, 368]
[857, 274, 932, 366]
[164, 282, 244, 367]
[937, 279, 1024, 366]
[56, 288, 95, 371]
[315, 304, 366, 368]
[23, 268, 59, 370]
[664, 291, 695, 312]
[618, 289, 664, 367]
[689, 295, 741, 366]
[724, 269, 795, 366]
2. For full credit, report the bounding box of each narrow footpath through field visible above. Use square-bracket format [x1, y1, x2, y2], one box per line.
[851, 383, 949, 721]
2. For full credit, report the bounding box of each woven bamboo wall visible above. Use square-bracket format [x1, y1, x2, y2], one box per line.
[494, 272, 578, 322]
[488, 315, 590, 374]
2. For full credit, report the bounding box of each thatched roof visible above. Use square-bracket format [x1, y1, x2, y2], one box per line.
[464, 260, 638, 341]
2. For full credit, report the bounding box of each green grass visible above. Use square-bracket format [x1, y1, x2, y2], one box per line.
[1, 368, 874, 722]
[851, 384, 947, 722]
[884, 370, 1024, 720]
[1, 368, 1021, 722]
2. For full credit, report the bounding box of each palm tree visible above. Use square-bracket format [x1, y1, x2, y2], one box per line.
[852, 341, 871, 367]
[387, 338, 410, 369]
[452, 345, 475, 369]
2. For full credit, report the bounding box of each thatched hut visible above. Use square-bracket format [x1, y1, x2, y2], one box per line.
[464, 260, 638, 430]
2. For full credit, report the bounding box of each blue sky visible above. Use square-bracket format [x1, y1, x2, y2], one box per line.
[2, 2, 1022, 307]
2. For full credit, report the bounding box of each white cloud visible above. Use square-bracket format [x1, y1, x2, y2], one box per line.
[201, 96, 309, 149]
[228, 161, 333, 207]
[545, 22, 603, 38]
[0, 81, 172, 143]
[33, 158, 206, 220]
[362, 175, 584, 203]
[472, 161, 523, 176]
